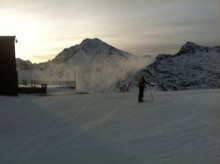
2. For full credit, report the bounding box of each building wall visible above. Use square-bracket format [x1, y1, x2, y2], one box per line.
[0, 36, 18, 96]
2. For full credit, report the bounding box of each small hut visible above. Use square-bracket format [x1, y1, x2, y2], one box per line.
[0, 36, 18, 96]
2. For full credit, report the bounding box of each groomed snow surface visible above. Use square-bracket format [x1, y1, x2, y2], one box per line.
[1, 88, 220, 164]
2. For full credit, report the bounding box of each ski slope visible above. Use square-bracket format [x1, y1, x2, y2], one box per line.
[1, 88, 220, 164]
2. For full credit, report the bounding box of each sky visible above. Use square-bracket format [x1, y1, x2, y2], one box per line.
[1, 0, 220, 63]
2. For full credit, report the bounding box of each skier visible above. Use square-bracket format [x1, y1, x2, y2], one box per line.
[138, 76, 148, 102]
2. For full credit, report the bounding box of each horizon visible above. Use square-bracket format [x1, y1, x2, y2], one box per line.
[15, 38, 219, 64]
[1, 0, 220, 63]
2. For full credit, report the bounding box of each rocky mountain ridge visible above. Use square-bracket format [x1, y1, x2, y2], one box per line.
[134, 42, 220, 91]
[52, 38, 133, 64]
[16, 38, 148, 91]
[16, 39, 220, 91]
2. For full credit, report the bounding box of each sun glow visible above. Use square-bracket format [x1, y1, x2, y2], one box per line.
[0, 11, 51, 62]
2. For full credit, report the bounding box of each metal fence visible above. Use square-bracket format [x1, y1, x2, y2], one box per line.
[19, 79, 76, 88]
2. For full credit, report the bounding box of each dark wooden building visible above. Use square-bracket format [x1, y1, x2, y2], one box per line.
[0, 36, 18, 96]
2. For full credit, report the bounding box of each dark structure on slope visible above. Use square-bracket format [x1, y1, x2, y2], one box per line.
[0, 36, 18, 96]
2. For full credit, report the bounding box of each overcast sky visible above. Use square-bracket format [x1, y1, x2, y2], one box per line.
[1, 0, 220, 63]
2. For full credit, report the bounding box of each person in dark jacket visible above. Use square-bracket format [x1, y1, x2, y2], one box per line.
[138, 76, 148, 102]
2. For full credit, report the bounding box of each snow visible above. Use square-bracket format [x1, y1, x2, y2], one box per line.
[17, 38, 151, 92]
[138, 42, 220, 91]
[1, 88, 220, 164]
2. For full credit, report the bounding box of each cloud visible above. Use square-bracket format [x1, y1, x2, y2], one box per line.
[2, 0, 219, 63]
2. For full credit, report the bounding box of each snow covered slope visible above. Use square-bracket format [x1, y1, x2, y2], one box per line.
[17, 38, 149, 92]
[17, 40, 220, 92]
[135, 42, 220, 91]
[53, 38, 133, 63]
[1, 89, 220, 164]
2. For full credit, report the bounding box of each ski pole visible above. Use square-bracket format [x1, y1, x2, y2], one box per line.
[149, 86, 154, 100]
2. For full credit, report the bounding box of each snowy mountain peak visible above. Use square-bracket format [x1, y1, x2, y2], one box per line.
[176, 41, 210, 55]
[53, 38, 131, 63]
[78, 38, 111, 53]
[80, 38, 105, 46]
[137, 41, 220, 91]
[184, 41, 197, 46]
[182, 41, 206, 50]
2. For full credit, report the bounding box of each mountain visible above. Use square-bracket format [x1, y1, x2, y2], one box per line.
[17, 39, 220, 92]
[16, 38, 149, 91]
[52, 38, 133, 63]
[133, 42, 220, 91]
